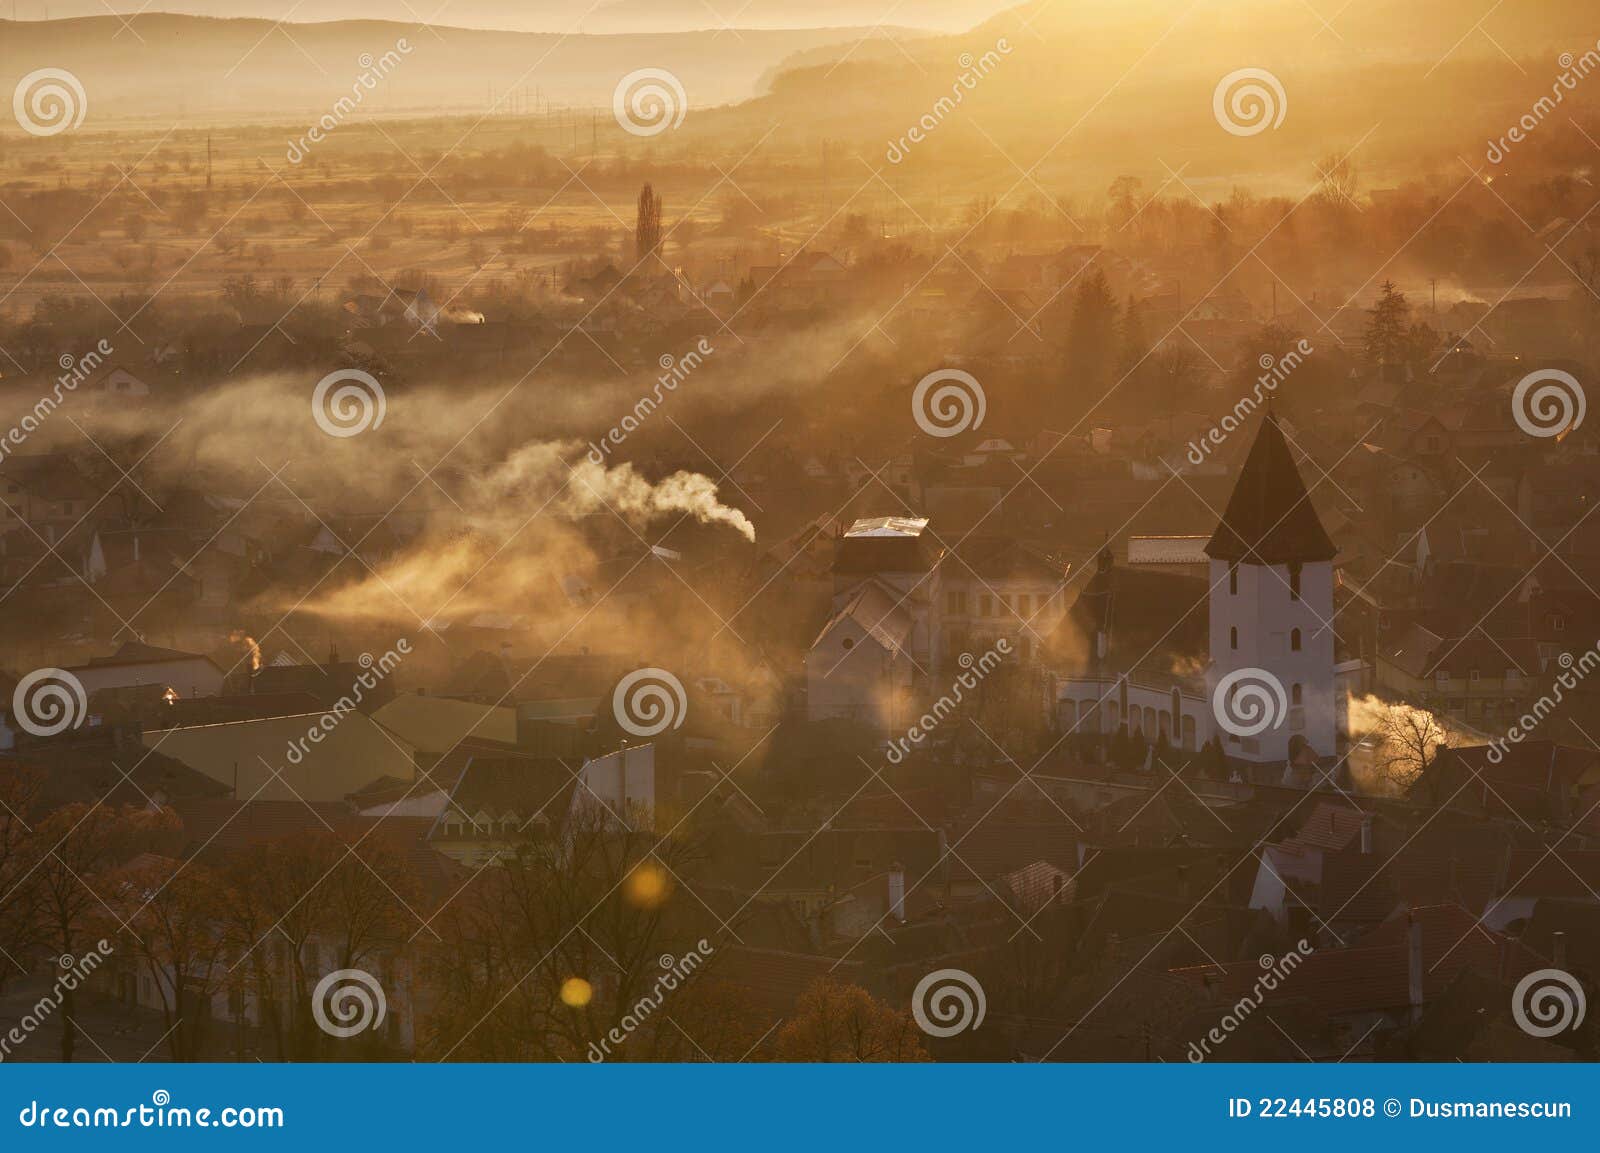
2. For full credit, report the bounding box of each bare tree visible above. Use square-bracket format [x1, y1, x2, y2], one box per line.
[1373, 703, 1451, 793]
[31, 803, 169, 1060]
[422, 805, 708, 1061]
[115, 855, 233, 1061]
[772, 978, 929, 1061]
[0, 766, 44, 995]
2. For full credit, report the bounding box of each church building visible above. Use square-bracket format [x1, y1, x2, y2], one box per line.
[1057, 412, 1344, 773]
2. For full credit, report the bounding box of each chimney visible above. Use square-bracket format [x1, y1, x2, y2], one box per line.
[1407, 911, 1424, 1022]
[1553, 930, 1568, 970]
[1360, 814, 1373, 854]
[887, 862, 906, 923]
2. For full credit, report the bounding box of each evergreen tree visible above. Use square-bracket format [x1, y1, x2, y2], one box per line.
[635, 183, 663, 265]
[1118, 294, 1148, 372]
[1364, 280, 1410, 369]
[1068, 268, 1121, 395]
[1109, 723, 1133, 770]
[1124, 728, 1150, 772]
[1154, 729, 1175, 770]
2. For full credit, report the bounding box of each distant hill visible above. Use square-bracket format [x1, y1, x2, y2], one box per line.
[683, 0, 1600, 195]
[0, 13, 926, 124]
[0, 0, 1020, 33]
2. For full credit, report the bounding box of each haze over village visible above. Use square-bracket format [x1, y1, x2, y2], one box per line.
[0, 0, 1598, 1065]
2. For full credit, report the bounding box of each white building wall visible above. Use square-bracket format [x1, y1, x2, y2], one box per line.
[1206, 558, 1336, 762]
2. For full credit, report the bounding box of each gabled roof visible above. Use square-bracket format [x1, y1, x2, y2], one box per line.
[83, 641, 219, 670]
[1205, 414, 1337, 564]
[813, 580, 913, 654]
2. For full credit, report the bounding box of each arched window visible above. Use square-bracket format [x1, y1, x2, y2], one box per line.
[1291, 628, 1302, 652]
[1230, 626, 1238, 650]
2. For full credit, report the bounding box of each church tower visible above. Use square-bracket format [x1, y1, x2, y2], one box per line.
[1204, 413, 1337, 764]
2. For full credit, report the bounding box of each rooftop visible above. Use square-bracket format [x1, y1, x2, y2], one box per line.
[844, 516, 929, 538]
[1205, 414, 1337, 565]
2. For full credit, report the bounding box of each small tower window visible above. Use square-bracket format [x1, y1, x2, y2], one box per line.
[1291, 628, 1302, 652]
[1291, 684, 1303, 705]
[1289, 563, 1301, 601]
[1229, 564, 1238, 595]
[1229, 626, 1238, 650]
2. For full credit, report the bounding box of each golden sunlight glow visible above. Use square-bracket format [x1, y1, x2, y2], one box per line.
[559, 977, 593, 1008]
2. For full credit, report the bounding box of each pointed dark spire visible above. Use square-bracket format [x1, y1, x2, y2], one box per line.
[1205, 414, 1336, 564]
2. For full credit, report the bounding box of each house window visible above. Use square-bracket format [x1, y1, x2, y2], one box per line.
[1435, 670, 1449, 689]
[1289, 563, 1301, 601]
[1291, 684, 1303, 705]
[1017, 593, 1031, 617]
[1553, 616, 1566, 633]
[1290, 628, 1301, 652]
[1229, 564, 1238, 595]
[979, 594, 993, 617]
[1230, 626, 1238, 650]
[946, 590, 967, 615]
[1468, 668, 1481, 684]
